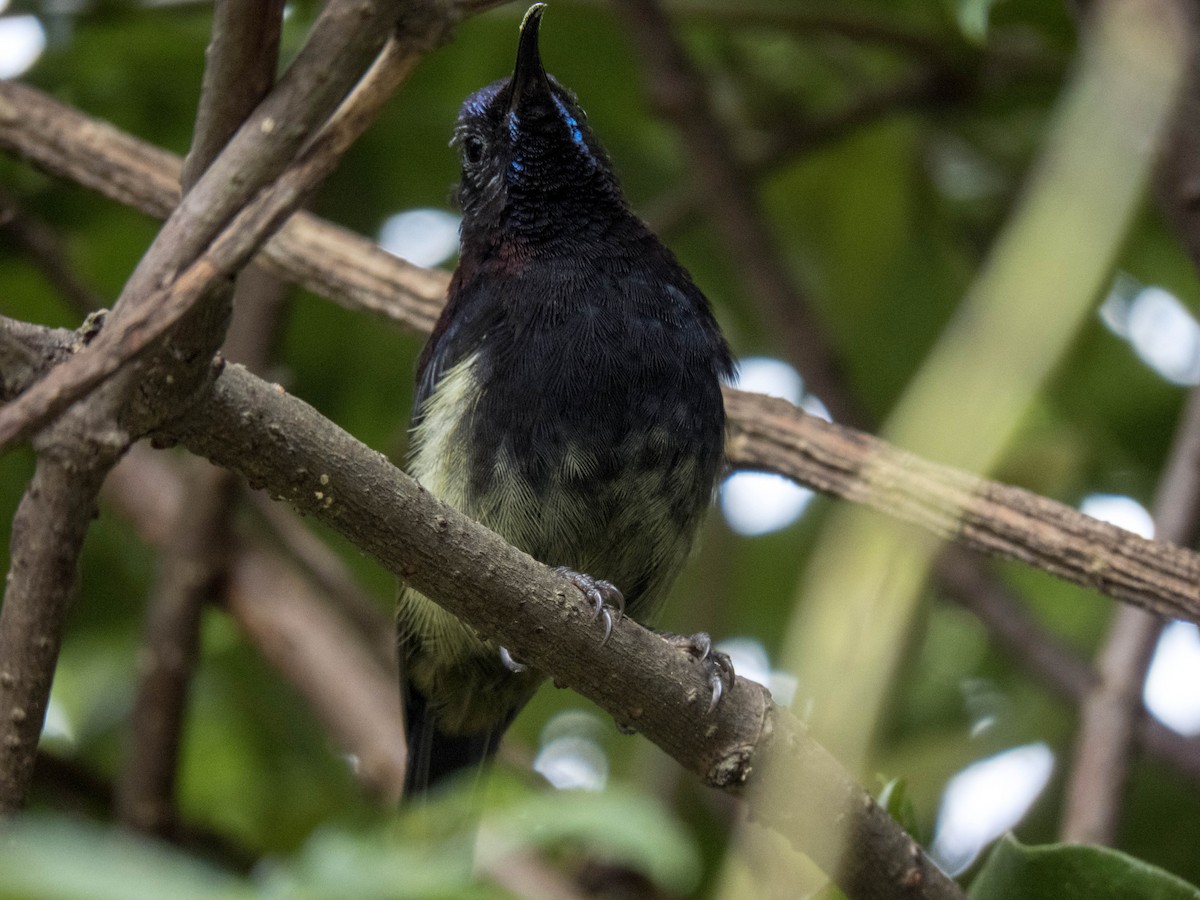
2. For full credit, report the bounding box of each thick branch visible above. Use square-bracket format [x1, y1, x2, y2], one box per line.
[4, 94, 1200, 617]
[0, 319, 130, 814]
[151, 359, 960, 900]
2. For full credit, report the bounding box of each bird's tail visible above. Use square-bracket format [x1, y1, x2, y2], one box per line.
[402, 684, 509, 800]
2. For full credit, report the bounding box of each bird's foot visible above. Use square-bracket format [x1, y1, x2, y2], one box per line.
[498, 646, 527, 673]
[554, 567, 625, 644]
[664, 632, 735, 712]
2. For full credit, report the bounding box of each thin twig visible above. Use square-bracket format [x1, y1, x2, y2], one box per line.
[934, 550, 1200, 785]
[610, 0, 867, 427]
[1061, 382, 1200, 843]
[0, 416, 127, 812]
[0, 0, 418, 450]
[0, 191, 104, 315]
[104, 444, 409, 804]
[116, 0, 285, 836]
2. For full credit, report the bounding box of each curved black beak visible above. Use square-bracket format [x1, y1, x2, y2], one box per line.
[510, 4, 551, 113]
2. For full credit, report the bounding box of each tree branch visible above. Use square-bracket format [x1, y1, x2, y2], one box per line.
[104, 344, 951, 894]
[610, 0, 868, 427]
[0, 0, 420, 450]
[115, 0, 285, 837]
[0, 317, 130, 814]
[0, 190, 105, 316]
[0, 0, 459, 815]
[4, 89, 1199, 622]
[0, 81, 446, 335]
[154, 355, 960, 900]
[0, 402, 127, 813]
[724, 388, 1200, 620]
[104, 445, 409, 804]
[1061, 382, 1200, 843]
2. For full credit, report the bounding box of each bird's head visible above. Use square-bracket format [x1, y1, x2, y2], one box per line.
[452, 4, 624, 242]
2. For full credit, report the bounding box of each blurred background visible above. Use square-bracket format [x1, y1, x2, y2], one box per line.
[2, 0, 1200, 896]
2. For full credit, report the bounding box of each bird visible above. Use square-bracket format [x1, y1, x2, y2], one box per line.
[398, 3, 734, 798]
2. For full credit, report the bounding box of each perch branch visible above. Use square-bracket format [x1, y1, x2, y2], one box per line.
[4, 93, 1200, 623]
[160, 358, 962, 900]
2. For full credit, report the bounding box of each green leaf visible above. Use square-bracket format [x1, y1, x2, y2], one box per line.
[0, 816, 253, 900]
[970, 835, 1200, 900]
[477, 784, 701, 894]
[258, 782, 700, 899]
[258, 828, 498, 900]
[877, 776, 925, 846]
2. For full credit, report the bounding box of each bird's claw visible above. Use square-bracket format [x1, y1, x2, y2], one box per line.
[666, 631, 735, 712]
[498, 646, 527, 673]
[554, 566, 625, 645]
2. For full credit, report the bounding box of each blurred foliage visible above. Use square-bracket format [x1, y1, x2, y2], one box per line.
[0, 780, 698, 898]
[2, 0, 1200, 897]
[969, 835, 1200, 899]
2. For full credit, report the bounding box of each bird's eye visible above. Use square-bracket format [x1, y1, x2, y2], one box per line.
[462, 135, 485, 166]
